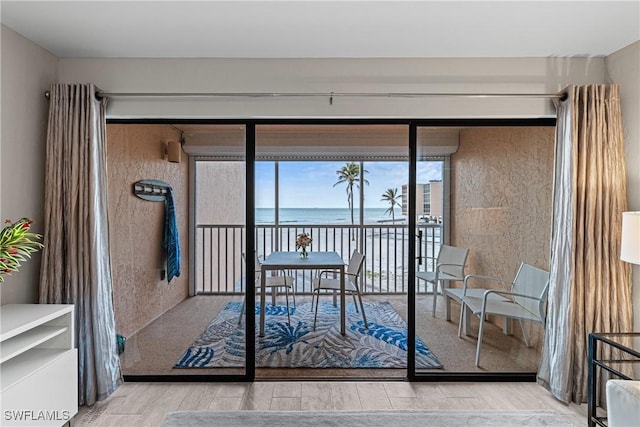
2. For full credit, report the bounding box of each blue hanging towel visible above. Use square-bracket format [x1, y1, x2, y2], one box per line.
[163, 187, 181, 282]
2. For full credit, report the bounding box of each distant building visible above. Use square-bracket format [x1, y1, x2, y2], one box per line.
[401, 181, 442, 221]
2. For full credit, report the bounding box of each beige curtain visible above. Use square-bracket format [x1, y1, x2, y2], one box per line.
[539, 84, 633, 403]
[39, 84, 121, 406]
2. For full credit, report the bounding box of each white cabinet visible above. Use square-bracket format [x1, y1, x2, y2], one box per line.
[0, 304, 77, 426]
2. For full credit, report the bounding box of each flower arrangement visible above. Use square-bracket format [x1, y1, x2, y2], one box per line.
[0, 218, 44, 283]
[296, 232, 312, 258]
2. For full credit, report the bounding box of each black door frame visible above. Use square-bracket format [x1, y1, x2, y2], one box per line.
[111, 117, 555, 383]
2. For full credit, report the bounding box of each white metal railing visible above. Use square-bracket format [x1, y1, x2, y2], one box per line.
[195, 223, 441, 295]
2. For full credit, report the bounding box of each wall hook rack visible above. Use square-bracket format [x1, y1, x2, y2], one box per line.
[133, 179, 171, 202]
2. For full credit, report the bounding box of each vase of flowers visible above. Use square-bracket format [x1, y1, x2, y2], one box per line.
[0, 218, 44, 283]
[296, 232, 312, 258]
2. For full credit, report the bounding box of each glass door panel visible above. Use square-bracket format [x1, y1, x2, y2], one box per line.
[413, 125, 554, 376]
[254, 124, 410, 378]
[112, 123, 250, 379]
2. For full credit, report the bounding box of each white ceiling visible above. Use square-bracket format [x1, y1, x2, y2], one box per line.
[1, 1, 639, 59]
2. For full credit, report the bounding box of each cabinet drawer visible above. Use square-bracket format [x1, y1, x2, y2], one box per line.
[1, 349, 77, 427]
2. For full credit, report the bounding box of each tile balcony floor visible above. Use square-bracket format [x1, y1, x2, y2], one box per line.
[120, 293, 540, 378]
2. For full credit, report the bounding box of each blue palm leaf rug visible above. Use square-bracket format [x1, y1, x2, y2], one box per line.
[175, 301, 442, 369]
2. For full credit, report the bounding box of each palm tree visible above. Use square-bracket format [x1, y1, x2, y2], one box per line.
[334, 162, 368, 225]
[381, 188, 401, 223]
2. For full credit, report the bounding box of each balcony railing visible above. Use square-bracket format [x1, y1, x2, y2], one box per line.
[195, 223, 442, 295]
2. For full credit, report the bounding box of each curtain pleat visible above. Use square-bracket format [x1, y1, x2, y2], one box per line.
[539, 85, 633, 404]
[537, 87, 576, 403]
[39, 83, 121, 406]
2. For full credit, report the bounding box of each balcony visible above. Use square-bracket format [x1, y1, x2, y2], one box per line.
[121, 219, 541, 378]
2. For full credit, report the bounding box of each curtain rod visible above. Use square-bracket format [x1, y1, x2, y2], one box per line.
[44, 90, 566, 104]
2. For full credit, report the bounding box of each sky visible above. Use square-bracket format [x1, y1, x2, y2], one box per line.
[255, 161, 442, 209]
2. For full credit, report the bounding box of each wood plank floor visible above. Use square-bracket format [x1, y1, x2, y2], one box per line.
[73, 381, 587, 426]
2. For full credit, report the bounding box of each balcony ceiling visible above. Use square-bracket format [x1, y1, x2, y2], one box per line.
[169, 123, 462, 158]
[1, 1, 638, 59]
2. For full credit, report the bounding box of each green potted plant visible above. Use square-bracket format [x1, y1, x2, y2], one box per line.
[0, 218, 44, 283]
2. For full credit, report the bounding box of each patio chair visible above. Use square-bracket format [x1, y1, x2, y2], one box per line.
[238, 253, 295, 326]
[457, 262, 550, 366]
[311, 250, 367, 330]
[415, 245, 469, 318]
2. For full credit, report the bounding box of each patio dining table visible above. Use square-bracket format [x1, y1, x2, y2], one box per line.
[259, 251, 346, 337]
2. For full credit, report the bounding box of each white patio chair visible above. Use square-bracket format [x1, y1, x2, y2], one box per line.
[238, 253, 295, 326]
[416, 245, 469, 318]
[458, 262, 550, 366]
[311, 250, 367, 330]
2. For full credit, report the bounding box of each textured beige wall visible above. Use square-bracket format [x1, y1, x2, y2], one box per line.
[451, 126, 554, 344]
[106, 124, 189, 337]
[58, 57, 607, 118]
[606, 41, 640, 338]
[196, 161, 246, 225]
[0, 25, 58, 304]
[194, 161, 246, 293]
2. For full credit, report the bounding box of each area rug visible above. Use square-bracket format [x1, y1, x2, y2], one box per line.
[175, 301, 442, 369]
[161, 410, 579, 427]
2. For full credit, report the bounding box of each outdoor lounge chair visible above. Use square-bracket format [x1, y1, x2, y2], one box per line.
[457, 262, 550, 366]
[415, 245, 469, 318]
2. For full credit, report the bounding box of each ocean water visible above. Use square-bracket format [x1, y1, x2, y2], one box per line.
[256, 208, 404, 224]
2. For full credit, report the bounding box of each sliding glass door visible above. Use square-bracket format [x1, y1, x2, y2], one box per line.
[253, 124, 412, 378]
[110, 119, 553, 382]
[106, 122, 253, 381]
[411, 123, 555, 379]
